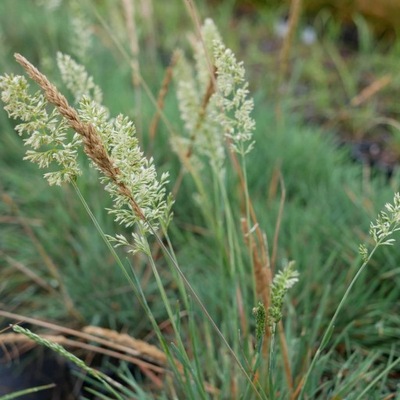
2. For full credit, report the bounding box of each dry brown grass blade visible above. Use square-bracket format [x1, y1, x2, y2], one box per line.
[0, 315, 169, 389]
[240, 217, 271, 358]
[1, 251, 56, 294]
[83, 326, 168, 366]
[0, 332, 167, 382]
[292, 375, 306, 400]
[170, 63, 217, 199]
[268, 163, 281, 202]
[149, 51, 180, 145]
[276, 0, 303, 125]
[241, 218, 269, 311]
[279, 0, 302, 81]
[351, 74, 392, 107]
[0, 311, 167, 366]
[0, 311, 220, 395]
[271, 172, 286, 274]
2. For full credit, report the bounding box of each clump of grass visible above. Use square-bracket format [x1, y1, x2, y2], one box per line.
[0, 16, 302, 396]
[2, 8, 400, 399]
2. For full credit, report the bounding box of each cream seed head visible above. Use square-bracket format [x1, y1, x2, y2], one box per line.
[0, 53, 173, 253]
[174, 18, 256, 174]
[267, 261, 299, 327]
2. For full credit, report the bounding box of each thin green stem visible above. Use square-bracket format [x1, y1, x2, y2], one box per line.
[73, 182, 190, 390]
[240, 155, 257, 304]
[299, 243, 380, 398]
[242, 336, 265, 399]
[0, 384, 55, 400]
[149, 223, 265, 399]
[268, 323, 276, 392]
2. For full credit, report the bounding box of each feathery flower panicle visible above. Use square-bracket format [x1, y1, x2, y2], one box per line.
[267, 261, 299, 327]
[76, 96, 173, 243]
[358, 243, 368, 263]
[0, 53, 173, 253]
[359, 192, 400, 261]
[69, 0, 93, 62]
[174, 47, 225, 171]
[174, 52, 202, 136]
[212, 41, 255, 156]
[57, 52, 102, 104]
[0, 74, 82, 186]
[174, 18, 255, 173]
[77, 96, 112, 144]
[193, 18, 221, 96]
[369, 192, 400, 245]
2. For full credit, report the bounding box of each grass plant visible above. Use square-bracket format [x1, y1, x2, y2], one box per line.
[1, 1, 400, 399]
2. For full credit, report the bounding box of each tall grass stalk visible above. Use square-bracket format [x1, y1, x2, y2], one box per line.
[0, 15, 301, 398]
[300, 192, 400, 397]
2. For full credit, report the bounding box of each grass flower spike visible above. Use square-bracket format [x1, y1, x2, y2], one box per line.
[174, 18, 255, 171]
[57, 52, 102, 104]
[359, 192, 400, 261]
[253, 301, 266, 341]
[69, 0, 93, 62]
[369, 192, 400, 245]
[0, 73, 82, 186]
[212, 39, 255, 156]
[268, 260, 299, 327]
[0, 53, 172, 253]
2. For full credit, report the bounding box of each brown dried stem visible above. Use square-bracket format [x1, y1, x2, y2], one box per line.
[185, 65, 217, 159]
[271, 173, 286, 274]
[351, 74, 392, 107]
[278, 0, 302, 81]
[0, 310, 164, 365]
[149, 51, 180, 143]
[275, 0, 302, 125]
[0, 310, 219, 395]
[240, 217, 271, 358]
